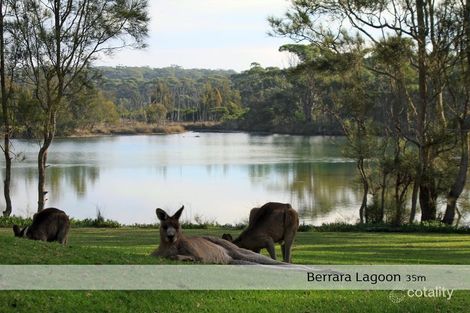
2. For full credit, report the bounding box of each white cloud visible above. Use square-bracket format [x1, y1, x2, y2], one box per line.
[153, 0, 289, 14]
[96, 0, 293, 71]
[150, 0, 289, 32]
[98, 45, 292, 71]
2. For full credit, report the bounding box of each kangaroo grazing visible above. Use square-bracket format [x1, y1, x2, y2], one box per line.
[13, 208, 70, 244]
[222, 202, 299, 263]
[151, 206, 286, 265]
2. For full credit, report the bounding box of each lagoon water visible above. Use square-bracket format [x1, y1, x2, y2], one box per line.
[0, 132, 362, 225]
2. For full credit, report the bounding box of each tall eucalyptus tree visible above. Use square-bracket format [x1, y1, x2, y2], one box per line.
[11, 0, 149, 211]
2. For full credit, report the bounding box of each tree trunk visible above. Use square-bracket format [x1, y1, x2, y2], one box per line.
[415, 0, 435, 222]
[442, 0, 470, 224]
[37, 144, 49, 212]
[37, 119, 55, 212]
[379, 172, 387, 223]
[443, 129, 468, 224]
[303, 101, 313, 123]
[409, 180, 419, 223]
[357, 158, 368, 224]
[419, 182, 437, 221]
[37, 2, 61, 212]
[2, 132, 12, 217]
[302, 85, 314, 123]
[0, 0, 12, 217]
[394, 175, 402, 226]
[444, 197, 457, 225]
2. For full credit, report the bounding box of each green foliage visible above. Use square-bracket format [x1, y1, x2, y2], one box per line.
[57, 89, 121, 135]
[97, 66, 241, 123]
[0, 215, 122, 229]
[13, 89, 44, 138]
[11, 0, 150, 130]
[151, 80, 173, 110]
[305, 222, 470, 233]
[0, 216, 33, 228]
[12, 80, 122, 137]
[268, 0, 470, 227]
[145, 102, 167, 124]
[69, 218, 122, 228]
[200, 81, 223, 121]
[222, 101, 247, 121]
[231, 65, 296, 130]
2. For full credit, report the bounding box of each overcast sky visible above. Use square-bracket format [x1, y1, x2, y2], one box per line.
[96, 0, 293, 72]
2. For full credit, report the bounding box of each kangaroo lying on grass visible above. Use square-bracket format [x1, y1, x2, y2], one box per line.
[13, 208, 70, 244]
[151, 206, 286, 265]
[222, 202, 299, 263]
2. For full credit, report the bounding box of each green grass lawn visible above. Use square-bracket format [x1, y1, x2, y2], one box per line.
[0, 227, 469, 312]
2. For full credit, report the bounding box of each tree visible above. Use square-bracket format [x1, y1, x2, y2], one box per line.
[58, 88, 120, 133]
[269, 0, 470, 224]
[231, 65, 292, 129]
[315, 39, 380, 223]
[0, 0, 19, 216]
[441, 0, 470, 224]
[145, 102, 167, 124]
[372, 36, 417, 224]
[280, 44, 320, 123]
[0, 0, 11, 216]
[12, 0, 149, 211]
[200, 81, 223, 121]
[151, 79, 173, 117]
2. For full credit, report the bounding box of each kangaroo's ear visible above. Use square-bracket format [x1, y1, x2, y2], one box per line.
[172, 205, 184, 220]
[12, 225, 21, 237]
[156, 208, 169, 221]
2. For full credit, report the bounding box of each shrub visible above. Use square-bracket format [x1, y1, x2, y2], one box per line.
[69, 218, 121, 228]
[301, 222, 470, 234]
[0, 211, 121, 229]
[0, 216, 33, 228]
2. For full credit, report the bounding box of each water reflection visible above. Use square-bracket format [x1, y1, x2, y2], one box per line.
[248, 162, 360, 223]
[49, 166, 100, 201]
[0, 133, 362, 224]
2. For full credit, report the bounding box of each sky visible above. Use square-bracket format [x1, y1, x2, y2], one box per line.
[96, 0, 294, 72]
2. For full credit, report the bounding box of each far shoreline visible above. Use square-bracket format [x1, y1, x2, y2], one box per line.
[48, 120, 346, 139]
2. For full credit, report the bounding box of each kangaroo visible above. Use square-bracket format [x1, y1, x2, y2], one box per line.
[13, 208, 70, 244]
[222, 202, 299, 263]
[151, 206, 286, 265]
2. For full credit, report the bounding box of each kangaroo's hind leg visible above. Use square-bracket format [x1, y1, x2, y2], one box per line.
[56, 223, 70, 245]
[265, 238, 276, 260]
[281, 243, 286, 262]
[282, 208, 299, 263]
[282, 231, 297, 263]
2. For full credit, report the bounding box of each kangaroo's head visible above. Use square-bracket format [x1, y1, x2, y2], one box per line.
[156, 206, 184, 244]
[222, 233, 242, 246]
[222, 233, 233, 241]
[12, 224, 28, 238]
